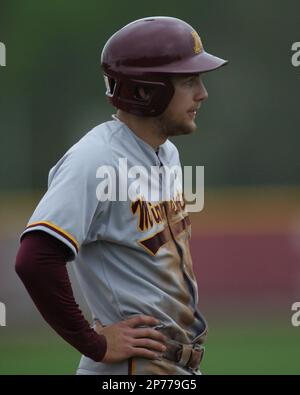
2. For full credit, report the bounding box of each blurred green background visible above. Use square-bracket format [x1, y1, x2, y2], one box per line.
[1, 0, 300, 374]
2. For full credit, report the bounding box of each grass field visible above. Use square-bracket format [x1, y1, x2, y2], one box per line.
[0, 321, 299, 375]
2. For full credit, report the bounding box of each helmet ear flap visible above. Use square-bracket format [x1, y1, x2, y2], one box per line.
[106, 76, 174, 117]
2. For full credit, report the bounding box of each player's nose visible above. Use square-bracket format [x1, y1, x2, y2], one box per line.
[194, 79, 208, 103]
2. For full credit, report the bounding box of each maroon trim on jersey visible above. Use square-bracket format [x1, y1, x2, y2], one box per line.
[140, 227, 171, 255]
[15, 231, 107, 362]
[25, 222, 79, 254]
[139, 216, 190, 255]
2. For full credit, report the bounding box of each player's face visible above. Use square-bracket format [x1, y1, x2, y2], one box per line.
[157, 74, 208, 137]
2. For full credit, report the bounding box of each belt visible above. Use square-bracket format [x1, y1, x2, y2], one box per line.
[162, 340, 205, 372]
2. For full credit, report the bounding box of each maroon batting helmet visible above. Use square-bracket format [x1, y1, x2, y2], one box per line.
[101, 16, 228, 117]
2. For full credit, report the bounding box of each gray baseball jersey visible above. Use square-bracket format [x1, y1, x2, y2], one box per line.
[22, 117, 207, 375]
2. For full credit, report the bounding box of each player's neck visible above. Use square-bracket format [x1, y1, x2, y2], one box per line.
[116, 110, 167, 150]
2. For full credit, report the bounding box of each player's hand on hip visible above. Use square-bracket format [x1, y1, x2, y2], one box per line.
[94, 315, 167, 363]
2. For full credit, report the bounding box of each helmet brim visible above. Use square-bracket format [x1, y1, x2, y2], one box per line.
[188, 50, 228, 73]
[115, 51, 228, 77]
[158, 51, 228, 74]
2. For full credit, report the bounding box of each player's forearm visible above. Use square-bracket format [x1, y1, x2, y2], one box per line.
[15, 231, 107, 362]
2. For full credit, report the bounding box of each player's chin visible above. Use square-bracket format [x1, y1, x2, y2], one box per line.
[165, 118, 197, 136]
[181, 120, 197, 135]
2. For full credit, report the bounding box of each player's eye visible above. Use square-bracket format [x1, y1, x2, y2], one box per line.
[184, 78, 195, 87]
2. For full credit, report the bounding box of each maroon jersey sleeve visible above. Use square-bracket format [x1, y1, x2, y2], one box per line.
[15, 231, 107, 362]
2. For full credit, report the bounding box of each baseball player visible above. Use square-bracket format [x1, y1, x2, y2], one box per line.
[15, 17, 227, 375]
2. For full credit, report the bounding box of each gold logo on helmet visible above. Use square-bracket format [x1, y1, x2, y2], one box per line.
[191, 31, 203, 54]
